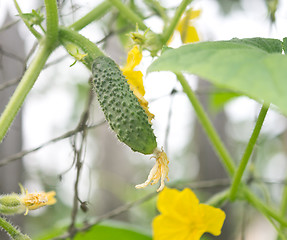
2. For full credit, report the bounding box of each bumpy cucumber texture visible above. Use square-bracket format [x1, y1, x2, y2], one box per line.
[92, 56, 157, 155]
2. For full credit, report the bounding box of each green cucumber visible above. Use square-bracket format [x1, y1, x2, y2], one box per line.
[92, 56, 157, 154]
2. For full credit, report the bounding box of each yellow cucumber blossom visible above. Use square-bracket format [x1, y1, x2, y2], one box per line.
[169, 8, 201, 44]
[153, 188, 226, 240]
[122, 45, 154, 123]
[19, 185, 56, 215]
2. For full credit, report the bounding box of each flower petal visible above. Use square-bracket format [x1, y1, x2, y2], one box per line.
[122, 45, 142, 72]
[181, 25, 200, 44]
[173, 188, 201, 221]
[46, 191, 57, 205]
[124, 70, 145, 96]
[153, 215, 191, 240]
[199, 204, 226, 236]
[157, 188, 180, 214]
[189, 9, 201, 19]
[157, 188, 200, 221]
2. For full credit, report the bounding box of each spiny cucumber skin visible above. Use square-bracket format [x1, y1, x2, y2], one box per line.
[92, 56, 157, 155]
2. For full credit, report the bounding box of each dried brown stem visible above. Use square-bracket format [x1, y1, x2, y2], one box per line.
[68, 88, 93, 237]
[0, 120, 105, 167]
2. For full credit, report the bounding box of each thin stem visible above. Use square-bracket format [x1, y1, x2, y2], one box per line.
[176, 73, 287, 232]
[145, 0, 168, 23]
[107, 0, 147, 30]
[0, 120, 105, 167]
[0, 216, 31, 240]
[265, 214, 287, 240]
[229, 104, 269, 200]
[0, 43, 52, 142]
[13, 0, 42, 40]
[58, 27, 104, 69]
[244, 187, 287, 227]
[0, 19, 20, 33]
[68, 90, 92, 237]
[281, 181, 287, 213]
[44, 0, 59, 47]
[69, 2, 111, 31]
[161, 0, 192, 44]
[277, 174, 287, 238]
[176, 73, 236, 176]
[206, 189, 230, 207]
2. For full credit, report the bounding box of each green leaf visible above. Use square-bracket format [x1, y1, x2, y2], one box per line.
[147, 38, 287, 115]
[229, 37, 282, 53]
[36, 222, 152, 240]
[21, 9, 44, 27]
[74, 223, 152, 240]
[35, 226, 66, 240]
[209, 90, 241, 112]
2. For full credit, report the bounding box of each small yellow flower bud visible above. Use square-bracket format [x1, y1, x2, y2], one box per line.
[0, 185, 56, 216]
[19, 184, 56, 215]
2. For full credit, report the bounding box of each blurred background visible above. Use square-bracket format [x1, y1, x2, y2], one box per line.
[0, 0, 287, 239]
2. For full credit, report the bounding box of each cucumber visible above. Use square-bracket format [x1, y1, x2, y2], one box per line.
[92, 56, 157, 155]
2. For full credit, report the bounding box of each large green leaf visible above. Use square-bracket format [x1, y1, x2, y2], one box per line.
[147, 38, 287, 115]
[74, 223, 152, 240]
[36, 222, 152, 240]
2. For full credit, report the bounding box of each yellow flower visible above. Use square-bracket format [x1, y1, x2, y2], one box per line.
[122, 46, 169, 191]
[153, 188, 226, 240]
[169, 8, 201, 44]
[122, 45, 154, 123]
[122, 45, 145, 95]
[136, 148, 169, 192]
[19, 185, 56, 215]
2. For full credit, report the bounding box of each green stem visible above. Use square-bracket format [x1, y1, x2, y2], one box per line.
[144, 0, 168, 24]
[280, 179, 287, 216]
[44, 0, 59, 47]
[176, 73, 236, 176]
[0, 42, 53, 142]
[265, 214, 287, 240]
[244, 187, 287, 227]
[281, 180, 287, 213]
[13, 0, 42, 40]
[161, 0, 192, 44]
[277, 175, 287, 238]
[175, 73, 287, 231]
[58, 27, 104, 69]
[206, 189, 229, 207]
[229, 104, 269, 201]
[0, 0, 58, 142]
[107, 0, 147, 30]
[0, 216, 31, 240]
[69, 2, 111, 31]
